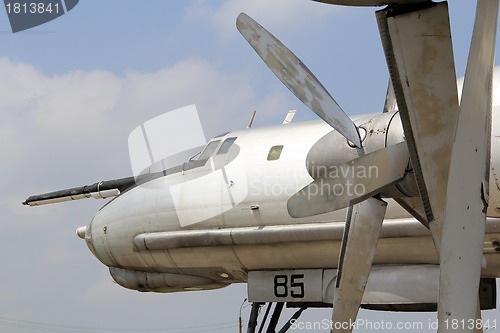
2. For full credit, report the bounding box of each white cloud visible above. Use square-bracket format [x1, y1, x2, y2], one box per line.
[0, 57, 259, 187]
[185, 0, 336, 40]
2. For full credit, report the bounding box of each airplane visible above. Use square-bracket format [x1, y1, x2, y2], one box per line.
[23, 1, 500, 332]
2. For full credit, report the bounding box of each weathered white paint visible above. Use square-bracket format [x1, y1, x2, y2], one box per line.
[332, 198, 387, 333]
[439, 0, 499, 331]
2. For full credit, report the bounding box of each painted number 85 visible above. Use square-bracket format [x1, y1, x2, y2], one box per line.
[273, 274, 305, 298]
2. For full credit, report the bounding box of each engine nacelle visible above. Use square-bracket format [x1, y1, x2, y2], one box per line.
[306, 111, 419, 199]
[109, 267, 228, 293]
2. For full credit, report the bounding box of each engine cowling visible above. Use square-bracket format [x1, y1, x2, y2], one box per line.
[109, 267, 228, 293]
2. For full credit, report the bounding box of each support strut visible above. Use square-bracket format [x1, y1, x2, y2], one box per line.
[247, 302, 264, 333]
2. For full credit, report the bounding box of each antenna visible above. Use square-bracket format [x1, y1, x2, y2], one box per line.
[247, 110, 257, 128]
[282, 110, 296, 125]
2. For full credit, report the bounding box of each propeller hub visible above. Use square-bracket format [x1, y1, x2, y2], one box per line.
[305, 112, 405, 180]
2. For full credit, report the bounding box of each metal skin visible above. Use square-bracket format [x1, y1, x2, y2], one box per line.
[287, 141, 409, 217]
[75, 105, 500, 294]
[332, 197, 387, 332]
[84, 112, 387, 290]
[438, 0, 499, 329]
[375, 2, 499, 331]
[377, 2, 460, 242]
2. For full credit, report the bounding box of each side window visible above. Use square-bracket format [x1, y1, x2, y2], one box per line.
[267, 145, 284, 161]
[197, 140, 221, 161]
[216, 137, 237, 155]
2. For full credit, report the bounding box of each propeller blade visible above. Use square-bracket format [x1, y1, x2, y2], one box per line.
[332, 197, 387, 332]
[236, 13, 361, 148]
[376, 1, 460, 247]
[376, 2, 496, 330]
[438, 0, 499, 328]
[287, 142, 408, 218]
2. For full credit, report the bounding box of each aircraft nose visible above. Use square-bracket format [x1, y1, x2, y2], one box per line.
[76, 226, 86, 239]
[82, 210, 121, 267]
[76, 224, 100, 259]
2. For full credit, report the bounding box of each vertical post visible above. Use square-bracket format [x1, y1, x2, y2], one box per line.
[247, 302, 263, 333]
[266, 302, 284, 333]
[247, 110, 257, 128]
[258, 303, 273, 333]
[239, 298, 247, 333]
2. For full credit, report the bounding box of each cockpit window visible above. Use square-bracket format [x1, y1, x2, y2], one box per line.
[267, 145, 283, 161]
[216, 137, 237, 155]
[197, 140, 221, 160]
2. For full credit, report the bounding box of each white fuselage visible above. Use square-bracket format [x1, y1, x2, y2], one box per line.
[83, 109, 500, 293]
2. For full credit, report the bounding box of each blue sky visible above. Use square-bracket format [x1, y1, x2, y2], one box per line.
[1, 1, 499, 332]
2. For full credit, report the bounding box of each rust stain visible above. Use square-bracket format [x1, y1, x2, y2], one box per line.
[412, 86, 446, 137]
[419, 40, 438, 76]
[430, 145, 452, 214]
[448, 95, 459, 109]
